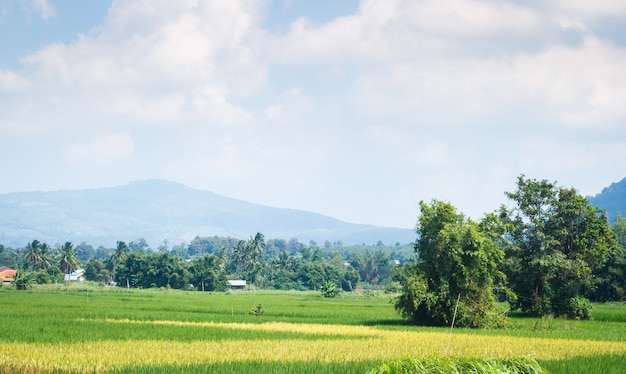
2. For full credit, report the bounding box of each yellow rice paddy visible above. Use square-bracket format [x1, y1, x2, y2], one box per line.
[2, 319, 626, 372]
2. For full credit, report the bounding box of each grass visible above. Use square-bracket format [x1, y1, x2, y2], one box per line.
[0, 284, 625, 373]
[368, 357, 547, 374]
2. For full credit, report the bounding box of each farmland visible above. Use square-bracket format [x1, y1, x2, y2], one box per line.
[1, 284, 625, 373]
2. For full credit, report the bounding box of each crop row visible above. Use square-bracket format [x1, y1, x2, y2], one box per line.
[2, 319, 626, 373]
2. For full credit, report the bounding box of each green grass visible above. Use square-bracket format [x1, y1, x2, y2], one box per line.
[368, 357, 547, 374]
[1, 285, 625, 373]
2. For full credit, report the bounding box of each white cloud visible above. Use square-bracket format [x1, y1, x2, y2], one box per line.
[10, 0, 267, 133]
[2, 0, 626, 228]
[545, 0, 626, 19]
[0, 69, 29, 91]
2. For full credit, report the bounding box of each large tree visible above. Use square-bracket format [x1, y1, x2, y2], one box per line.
[23, 240, 54, 271]
[395, 200, 507, 328]
[189, 254, 226, 291]
[24, 240, 42, 270]
[57, 242, 80, 274]
[228, 233, 266, 282]
[500, 175, 617, 318]
[590, 212, 626, 301]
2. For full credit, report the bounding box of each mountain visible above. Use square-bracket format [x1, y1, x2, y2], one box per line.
[0, 179, 415, 248]
[588, 176, 626, 223]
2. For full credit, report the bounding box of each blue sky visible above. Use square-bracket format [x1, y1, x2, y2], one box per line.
[1, 0, 626, 229]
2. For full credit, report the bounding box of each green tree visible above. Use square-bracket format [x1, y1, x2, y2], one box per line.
[189, 254, 226, 291]
[395, 200, 507, 328]
[114, 252, 188, 289]
[501, 175, 617, 318]
[38, 243, 54, 270]
[24, 240, 42, 270]
[12, 270, 34, 290]
[228, 233, 266, 282]
[84, 258, 109, 283]
[592, 212, 626, 301]
[109, 241, 129, 274]
[350, 249, 392, 285]
[57, 242, 80, 274]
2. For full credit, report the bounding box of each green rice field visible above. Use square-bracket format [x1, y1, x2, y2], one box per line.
[1, 283, 625, 373]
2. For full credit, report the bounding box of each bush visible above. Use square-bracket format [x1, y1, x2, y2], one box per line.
[567, 296, 593, 320]
[12, 270, 34, 290]
[321, 280, 341, 298]
[248, 304, 264, 316]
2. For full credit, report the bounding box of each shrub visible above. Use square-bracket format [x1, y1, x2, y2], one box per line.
[567, 296, 593, 320]
[248, 304, 264, 316]
[12, 270, 34, 290]
[321, 280, 341, 298]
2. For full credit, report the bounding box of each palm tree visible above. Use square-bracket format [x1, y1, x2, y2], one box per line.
[24, 240, 42, 270]
[109, 241, 129, 272]
[57, 241, 80, 274]
[38, 243, 54, 270]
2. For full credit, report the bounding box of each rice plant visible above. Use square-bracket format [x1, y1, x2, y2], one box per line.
[367, 357, 547, 374]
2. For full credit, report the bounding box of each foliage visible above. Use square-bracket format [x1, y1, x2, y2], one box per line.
[23, 240, 54, 271]
[189, 254, 227, 291]
[567, 296, 593, 320]
[500, 175, 618, 318]
[84, 258, 110, 283]
[395, 200, 507, 328]
[226, 233, 266, 282]
[349, 249, 393, 285]
[11, 270, 34, 290]
[114, 252, 189, 289]
[592, 212, 626, 301]
[109, 241, 130, 273]
[248, 303, 264, 316]
[367, 357, 547, 374]
[0, 246, 20, 268]
[57, 241, 80, 274]
[32, 266, 63, 284]
[321, 280, 341, 298]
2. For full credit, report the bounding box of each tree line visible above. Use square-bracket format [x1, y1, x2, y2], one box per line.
[0, 233, 410, 292]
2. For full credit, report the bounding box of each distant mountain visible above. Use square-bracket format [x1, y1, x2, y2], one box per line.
[588, 176, 626, 223]
[0, 179, 415, 248]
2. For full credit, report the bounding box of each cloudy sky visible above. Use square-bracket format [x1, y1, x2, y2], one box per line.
[1, 0, 625, 229]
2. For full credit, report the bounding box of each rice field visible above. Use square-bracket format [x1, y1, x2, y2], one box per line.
[1, 284, 625, 373]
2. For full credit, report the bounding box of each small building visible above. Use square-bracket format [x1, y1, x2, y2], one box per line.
[0, 266, 17, 285]
[227, 280, 246, 290]
[64, 269, 86, 282]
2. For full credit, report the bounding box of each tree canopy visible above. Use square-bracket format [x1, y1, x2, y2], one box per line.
[395, 200, 507, 328]
[500, 175, 617, 318]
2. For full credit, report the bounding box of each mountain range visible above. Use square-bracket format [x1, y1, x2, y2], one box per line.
[588, 176, 626, 223]
[0, 179, 415, 248]
[1, 177, 623, 249]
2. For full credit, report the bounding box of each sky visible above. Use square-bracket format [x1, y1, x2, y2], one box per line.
[1, 0, 626, 229]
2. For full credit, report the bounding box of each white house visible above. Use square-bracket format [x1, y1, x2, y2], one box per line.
[227, 280, 246, 290]
[64, 269, 85, 282]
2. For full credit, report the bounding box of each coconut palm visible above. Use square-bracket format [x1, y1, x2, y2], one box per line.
[57, 241, 80, 274]
[38, 243, 55, 270]
[24, 240, 42, 270]
[108, 241, 129, 272]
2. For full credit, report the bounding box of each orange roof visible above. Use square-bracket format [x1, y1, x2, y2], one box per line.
[0, 269, 17, 282]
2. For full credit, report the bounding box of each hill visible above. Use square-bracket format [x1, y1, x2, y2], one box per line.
[588, 176, 626, 222]
[0, 179, 415, 248]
